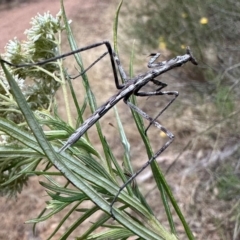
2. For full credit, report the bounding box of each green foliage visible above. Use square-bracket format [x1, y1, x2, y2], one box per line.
[217, 170, 240, 201]
[125, 0, 240, 114]
[124, 1, 240, 154]
[0, 0, 196, 239]
[215, 86, 235, 116]
[125, 1, 240, 237]
[214, 157, 240, 235]
[126, 0, 240, 66]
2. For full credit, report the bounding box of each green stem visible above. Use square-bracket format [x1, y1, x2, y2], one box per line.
[57, 30, 73, 127]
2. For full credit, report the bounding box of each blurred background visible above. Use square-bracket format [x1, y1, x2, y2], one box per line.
[0, 0, 239, 239]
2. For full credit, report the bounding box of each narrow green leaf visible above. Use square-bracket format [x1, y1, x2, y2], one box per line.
[48, 202, 81, 240]
[60, 206, 99, 240]
[60, 0, 112, 170]
[88, 228, 134, 240]
[1, 60, 169, 239]
[26, 201, 69, 223]
[114, 107, 131, 168]
[113, 0, 124, 53]
[0, 118, 43, 153]
[0, 146, 42, 157]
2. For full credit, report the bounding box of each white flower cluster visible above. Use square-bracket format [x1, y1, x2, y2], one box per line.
[0, 10, 65, 130]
